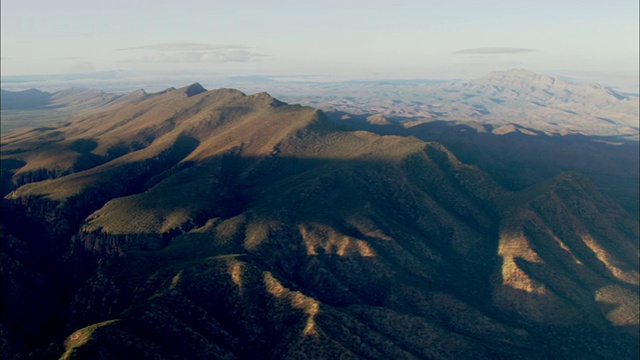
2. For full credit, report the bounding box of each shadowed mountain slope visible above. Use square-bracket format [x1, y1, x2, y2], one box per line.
[325, 112, 640, 219]
[1, 86, 638, 359]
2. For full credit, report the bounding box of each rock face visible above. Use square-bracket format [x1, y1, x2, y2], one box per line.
[1, 85, 638, 359]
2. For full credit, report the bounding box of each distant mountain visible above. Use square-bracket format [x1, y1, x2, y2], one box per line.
[0, 89, 52, 110]
[46, 88, 122, 110]
[1, 85, 638, 359]
[0, 88, 123, 134]
[476, 69, 625, 103]
[432, 69, 639, 132]
[0, 88, 120, 111]
[0, 89, 51, 110]
[3, 69, 637, 137]
[263, 69, 638, 138]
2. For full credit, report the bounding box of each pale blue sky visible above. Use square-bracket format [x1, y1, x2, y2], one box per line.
[1, 0, 638, 89]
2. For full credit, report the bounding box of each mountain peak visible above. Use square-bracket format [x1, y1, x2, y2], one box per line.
[208, 88, 246, 97]
[126, 88, 147, 97]
[248, 91, 286, 107]
[111, 88, 148, 105]
[183, 82, 207, 97]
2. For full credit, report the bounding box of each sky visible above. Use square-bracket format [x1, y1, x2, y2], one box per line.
[1, 0, 638, 90]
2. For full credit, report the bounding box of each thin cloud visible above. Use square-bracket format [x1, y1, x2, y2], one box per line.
[453, 47, 536, 55]
[119, 50, 266, 64]
[116, 42, 250, 52]
[53, 57, 84, 60]
[67, 61, 96, 73]
[454, 60, 526, 68]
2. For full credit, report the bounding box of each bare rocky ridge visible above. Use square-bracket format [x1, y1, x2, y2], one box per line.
[1, 85, 638, 359]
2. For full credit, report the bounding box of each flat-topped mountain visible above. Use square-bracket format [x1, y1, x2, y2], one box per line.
[1, 85, 638, 359]
[439, 69, 638, 130]
[477, 69, 624, 102]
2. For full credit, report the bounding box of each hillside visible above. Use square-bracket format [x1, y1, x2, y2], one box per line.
[1, 85, 638, 359]
[325, 112, 640, 219]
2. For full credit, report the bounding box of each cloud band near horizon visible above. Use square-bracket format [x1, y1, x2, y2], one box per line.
[453, 47, 537, 55]
[116, 43, 251, 52]
[115, 42, 265, 63]
[119, 50, 266, 64]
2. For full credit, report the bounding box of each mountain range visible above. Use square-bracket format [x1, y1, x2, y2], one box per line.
[277, 69, 639, 138]
[1, 80, 638, 359]
[2, 69, 638, 137]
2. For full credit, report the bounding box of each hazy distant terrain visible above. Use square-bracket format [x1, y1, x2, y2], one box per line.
[261, 70, 639, 138]
[0, 88, 122, 133]
[1, 83, 638, 359]
[3, 69, 638, 137]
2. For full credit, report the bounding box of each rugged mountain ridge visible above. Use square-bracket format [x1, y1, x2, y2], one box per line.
[1, 85, 638, 359]
[324, 114, 639, 218]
